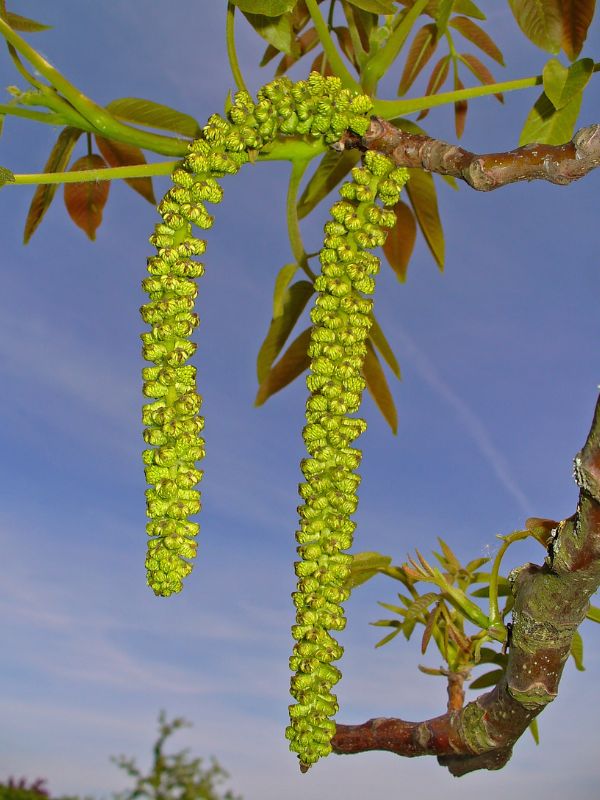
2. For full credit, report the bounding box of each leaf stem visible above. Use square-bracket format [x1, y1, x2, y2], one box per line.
[10, 161, 179, 186]
[226, 2, 249, 94]
[305, 0, 359, 91]
[362, 0, 429, 95]
[488, 529, 530, 628]
[0, 104, 67, 125]
[287, 158, 316, 280]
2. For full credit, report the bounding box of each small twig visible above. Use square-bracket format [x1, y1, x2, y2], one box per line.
[339, 117, 600, 191]
[332, 394, 600, 775]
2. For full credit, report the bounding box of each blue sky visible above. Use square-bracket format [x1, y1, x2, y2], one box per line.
[0, 2, 599, 798]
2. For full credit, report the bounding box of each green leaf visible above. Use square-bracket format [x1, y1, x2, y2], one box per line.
[560, 0, 596, 60]
[231, 0, 296, 14]
[421, 603, 441, 653]
[345, 0, 396, 13]
[5, 11, 51, 31]
[95, 135, 156, 204]
[272, 263, 298, 317]
[586, 604, 600, 623]
[382, 199, 417, 282]
[346, 551, 393, 589]
[570, 629, 585, 671]
[476, 646, 507, 666]
[508, 0, 562, 53]
[297, 148, 360, 219]
[256, 280, 313, 384]
[542, 57, 593, 109]
[454, 0, 486, 19]
[255, 326, 311, 405]
[519, 89, 583, 145]
[405, 167, 444, 269]
[363, 340, 398, 433]
[449, 16, 505, 65]
[469, 668, 504, 689]
[369, 314, 401, 378]
[24, 126, 83, 243]
[242, 11, 297, 54]
[418, 663, 445, 676]
[403, 592, 440, 621]
[436, 537, 461, 572]
[0, 164, 15, 186]
[528, 717, 540, 745]
[105, 98, 201, 139]
[374, 626, 402, 648]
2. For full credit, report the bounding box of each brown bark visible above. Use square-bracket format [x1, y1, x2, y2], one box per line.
[332, 394, 600, 776]
[337, 118, 600, 190]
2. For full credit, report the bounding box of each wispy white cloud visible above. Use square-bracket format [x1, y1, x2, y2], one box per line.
[391, 324, 533, 515]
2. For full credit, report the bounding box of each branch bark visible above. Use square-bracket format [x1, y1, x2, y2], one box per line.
[332, 394, 600, 776]
[337, 118, 600, 190]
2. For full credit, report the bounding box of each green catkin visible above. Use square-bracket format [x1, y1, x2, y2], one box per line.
[141, 72, 408, 768]
[286, 153, 409, 770]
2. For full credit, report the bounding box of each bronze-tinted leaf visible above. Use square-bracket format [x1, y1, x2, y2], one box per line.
[507, 0, 562, 53]
[398, 24, 438, 95]
[298, 147, 360, 219]
[382, 199, 417, 282]
[345, 0, 396, 12]
[275, 26, 318, 75]
[369, 314, 401, 378]
[105, 98, 201, 139]
[405, 167, 444, 269]
[417, 54, 450, 120]
[256, 280, 313, 383]
[24, 127, 82, 243]
[362, 340, 398, 433]
[334, 25, 359, 69]
[5, 11, 50, 31]
[395, 0, 486, 19]
[95, 135, 155, 204]
[454, 74, 468, 138]
[460, 53, 503, 101]
[310, 51, 335, 76]
[64, 154, 110, 241]
[255, 327, 312, 406]
[260, 43, 279, 66]
[560, 0, 596, 60]
[449, 15, 505, 64]
[421, 603, 441, 654]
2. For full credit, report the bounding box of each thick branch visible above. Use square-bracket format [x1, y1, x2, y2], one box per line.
[332, 394, 600, 775]
[338, 118, 600, 191]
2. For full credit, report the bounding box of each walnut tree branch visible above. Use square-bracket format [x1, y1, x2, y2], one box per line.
[332, 394, 600, 776]
[337, 118, 600, 191]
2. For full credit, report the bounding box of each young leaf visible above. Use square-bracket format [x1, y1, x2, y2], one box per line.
[297, 148, 360, 219]
[403, 592, 440, 622]
[570, 629, 585, 671]
[437, 537, 461, 572]
[256, 280, 313, 383]
[272, 263, 298, 318]
[560, 0, 596, 60]
[334, 25, 359, 69]
[276, 27, 319, 75]
[469, 668, 504, 689]
[449, 16, 505, 65]
[398, 24, 438, 95]
[454, 0, 486, 19]
[382, 199, 417, 281]
[230, 0, 296, 15]
[369, 314, 401, 378]
[507, 0, 562, 53]
[105, 98, 201, 138]
[64, 154, 110, 241]
[519, 89, 583, 145]
[363, 340, 398, 433]
[528, 717, 540, 745]
[310, 51, 335, 76]
[95, 135, 155, 204]
[5, 11, 51, 31]
[586, 604, 600, 623]
[24, 127, 83, 243]
[405, 167, 444, 269]
[242, 11, 297, 54]
[542, 57, 593, 109]
[374, 626, 403, 648]
[421, 602, 441, 654]
[345, 0, 396, 13]
[417, 55, 450, 120]
[255, 327, 312, 405]
[346, 551, 393, 589]
[460, 53, 504, 101]
[453, 73, 467, 138]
